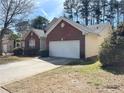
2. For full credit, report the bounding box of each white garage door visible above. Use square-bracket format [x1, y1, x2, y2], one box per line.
[49, 40, 80, 59]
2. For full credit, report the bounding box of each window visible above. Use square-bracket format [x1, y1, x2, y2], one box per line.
[61, 23, 65, 28]
[29, 38, 35, 48]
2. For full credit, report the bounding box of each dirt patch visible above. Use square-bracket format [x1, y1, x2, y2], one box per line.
[0, 56, 32, 65]
[4, 63, 124, 93]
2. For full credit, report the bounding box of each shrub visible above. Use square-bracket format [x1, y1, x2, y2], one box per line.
[13, 48, 23, 56]
[24, 48, 39, 56]
[39, 50, 49, 57]
[99, 24, 124, 66]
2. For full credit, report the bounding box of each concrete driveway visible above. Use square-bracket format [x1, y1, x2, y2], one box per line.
[0, 57, 71, 86]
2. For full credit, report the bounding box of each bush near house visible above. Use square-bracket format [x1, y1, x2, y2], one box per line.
[39, 50, 49, 57]
[24, 48, 39, 56]
[13, 48, 23, 56]
[99, 24, 124, 66]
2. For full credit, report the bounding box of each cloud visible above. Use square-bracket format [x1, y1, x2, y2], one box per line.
[35, 0, 49, 7]
[49, 0, 64, 19]
[33, 0, 65, 20]
[41, 9, 49, 18]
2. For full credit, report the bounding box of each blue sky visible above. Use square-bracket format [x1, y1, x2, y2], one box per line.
[30, 0, 65, 21]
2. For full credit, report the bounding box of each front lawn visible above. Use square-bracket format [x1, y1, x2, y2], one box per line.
[0, 56, 32, 65]
[3, 61, 124, 93]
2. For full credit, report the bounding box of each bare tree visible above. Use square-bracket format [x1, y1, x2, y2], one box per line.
[0, 0, 33, 54]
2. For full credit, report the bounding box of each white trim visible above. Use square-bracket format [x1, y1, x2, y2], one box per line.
[46, 18, 62, 36]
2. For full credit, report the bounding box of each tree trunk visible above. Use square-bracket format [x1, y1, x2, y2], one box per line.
[85, 17, 88, 26]
[123, 14, 124, 22]
[0, 37, 3, 55]
[117, 7, 119, 26]
[0, 29, 6, 55]
[103, 6, 106, 23]
[96, 15, 100, 24]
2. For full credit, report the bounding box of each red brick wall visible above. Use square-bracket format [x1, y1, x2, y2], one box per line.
[46, 20, 85, 58]
[25, 31, 40, 49]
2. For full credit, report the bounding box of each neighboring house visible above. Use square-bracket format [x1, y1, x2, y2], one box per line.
[21, 28, 46, 51]
[15, 38, 21, 48]
[2, 31, 14, 53]
[46, 17, 112, 59]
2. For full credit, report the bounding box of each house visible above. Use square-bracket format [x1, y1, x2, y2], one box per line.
[46, 17, 112, 59]
[21, 28, 46, 55]
[2, 29, 14, 53]
[2, 34, 14, 53]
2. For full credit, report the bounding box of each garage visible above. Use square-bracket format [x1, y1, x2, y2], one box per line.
[49, 40, 80, 59]
[46, 17, 87, 59]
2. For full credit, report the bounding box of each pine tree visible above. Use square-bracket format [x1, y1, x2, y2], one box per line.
[91, 0, 102, 24]
[120, 0, 124, 22]
[79, 0, 91, 25]
[64, 0, 75, 20]
[101, 0, 108, 23]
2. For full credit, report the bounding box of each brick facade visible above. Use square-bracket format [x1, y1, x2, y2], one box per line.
[25, 31, 40, 50]
[46, 20, 85, 58]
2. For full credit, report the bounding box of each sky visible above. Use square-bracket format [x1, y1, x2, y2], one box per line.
[29, 0, 121, 21]
[29, 0, 65, 21]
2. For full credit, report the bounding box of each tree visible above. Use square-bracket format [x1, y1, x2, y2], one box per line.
[0, 0, 33, 54]
[105, 0, 114, 26]
[31, 16, 49, 30]
[64, 0, 76, 20]
[120, 0, 124, 22]
[92, 0, 102, 24]
[16, 21, 31, 32]
[99, 23, 124, 66]
[79, 0, 91, 25]
[113, 0, 121, 26]
[63, 0, 123, 27]
[10, 33, 20, 47]
[101, 0, 108, 23]
[73, 0, 80, 22]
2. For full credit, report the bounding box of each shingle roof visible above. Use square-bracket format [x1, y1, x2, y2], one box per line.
[46, 17, 112, 36]
[45, 18, 58, 31]
[87, 23, 112, 34]
[32, 28, 45, 38]
[21, 28, 45, 40]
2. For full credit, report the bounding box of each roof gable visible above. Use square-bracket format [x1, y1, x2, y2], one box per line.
[26, 31, 38, 39]
[45, 18, 58, 31]
[46, 17, 112, 36]
[22, 28, 46, 40]
[46, 17, 92, 36]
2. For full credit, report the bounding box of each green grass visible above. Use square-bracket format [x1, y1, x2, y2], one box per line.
[52, 60, 102, 74]
[67, 59, 97, 65]
[79, 61, 102, 74]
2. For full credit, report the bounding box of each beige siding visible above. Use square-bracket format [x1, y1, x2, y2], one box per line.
[85, 26, 112, 58]
[7, 40, 14, 52]
[40, 37, 46, 51]
[2, 36, 14, 52]
[85, 34, 99, 58]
